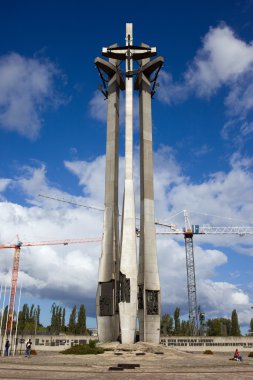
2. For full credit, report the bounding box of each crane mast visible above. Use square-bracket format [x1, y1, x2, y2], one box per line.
[183, 210, 199, 335]
[7, 244, 21, 334]
[0, 237, 101, 336]
[184, 232, 198, 335]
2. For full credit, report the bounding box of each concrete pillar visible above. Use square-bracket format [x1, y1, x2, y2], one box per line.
[137, 47, 161, 343]
[118, 23, 137, 344]
[96, 56, 121, 342]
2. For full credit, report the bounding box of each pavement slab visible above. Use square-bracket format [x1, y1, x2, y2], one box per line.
[0, 346, 252, 380]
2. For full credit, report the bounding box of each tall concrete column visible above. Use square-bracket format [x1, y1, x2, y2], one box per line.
[137, 51, 164, 343]
[96, 24, 163, 344]
[95, 55, 124, 342]
[118, 23, 137, 344]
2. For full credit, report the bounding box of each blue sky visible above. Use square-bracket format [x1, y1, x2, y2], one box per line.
[0, 0, 253, 332]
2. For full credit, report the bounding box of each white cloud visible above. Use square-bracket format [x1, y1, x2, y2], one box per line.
[158, 239, 227, 306]
[157, 24, 253, 142]
[0, 178, 12, 192]
[64, 155, 126, 210]
[156, 71, 187, 105]
[192, 144, 212, 157]
[64, 158, 106, 203]
[199, 281, 250, 319]
[0, 200, 102, 308]
[162, 152, 253, 240]
[0, 52, 66, 139]
[185, 25, 253, 97]
[0, 146, 253, 325]
[225, 82, 253, 117]
[89, 90, 107, 123]
[157, 236, 252, 324]
[153, 145, 183, 220]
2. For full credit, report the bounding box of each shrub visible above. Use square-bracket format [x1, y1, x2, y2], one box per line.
[61, 344, 104, 355]
[203, 350, 213, 355]
[88, 340, 97, 349]
[248, 352, 253, 357]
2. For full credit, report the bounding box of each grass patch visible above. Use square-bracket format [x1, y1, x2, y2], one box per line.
[248, 352, 253, 357]
[203, 350, 213, 355]
[61, 341, 104, 355]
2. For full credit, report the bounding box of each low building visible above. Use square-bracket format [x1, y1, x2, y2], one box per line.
[3, 334, 96, 354]
[3, 334, 253, 353]
[161, 336, 253, 352]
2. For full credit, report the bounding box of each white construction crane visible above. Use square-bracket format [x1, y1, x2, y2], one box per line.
[156, 210, 253, 335]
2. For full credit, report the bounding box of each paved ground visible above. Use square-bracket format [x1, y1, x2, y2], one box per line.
[0, 344, 252, 380]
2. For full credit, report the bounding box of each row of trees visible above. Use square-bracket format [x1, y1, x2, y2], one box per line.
[2, 303, 251, 337]
[207, 309, 241, 336]
[1, 303, 88, 335]
[161, 308, 244, 336]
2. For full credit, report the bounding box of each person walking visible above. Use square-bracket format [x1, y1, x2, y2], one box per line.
[4, 339, 10, 356]
[25, 339, 32, 358]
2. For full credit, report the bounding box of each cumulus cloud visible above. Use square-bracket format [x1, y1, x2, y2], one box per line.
[158, 238, 248, 316]
[0, 178, 11, 192]
[156, 71, 188, 105]
[0, 200, 102, 310]
[157, 24, 253, 143]
[158, 239, 227, 305]
[185, 25, 253, 97]
[89, 90, 107, 123]
[0, 52, 66, 139]
[0, 146, 253, 325]
[157, 149, 253, 241]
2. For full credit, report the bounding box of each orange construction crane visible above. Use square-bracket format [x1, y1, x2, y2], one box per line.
[0, 237, 101, 335]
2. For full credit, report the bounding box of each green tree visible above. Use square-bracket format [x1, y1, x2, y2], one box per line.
[49, 303, 67, 334]
[207, 318, 231, 336]
[57, 306, 62, 333]
[61, 307, 66, 332]
[68, 305, 77, 334]
[17, 304, 30, 333]
[29, 304, 35, 321]
[55, 306, 61, 333]
[231, 309, 241, 336]
[23, 304, 29, 322]
[76, 304, 86, 334]
[161, 314, 169, 335]
[161, 313, 173, 335]
[36, 305, 41, 326]
[1, 306, 8, 333]
[50, 302, 56, 332]
[250, 318, 253, 334]
[174, 307, 181, 335]
[181, 320, 191, 336]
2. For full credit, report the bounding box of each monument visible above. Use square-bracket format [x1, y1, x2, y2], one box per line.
[95, 23, 164, 344]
